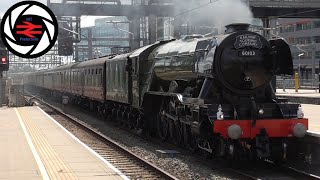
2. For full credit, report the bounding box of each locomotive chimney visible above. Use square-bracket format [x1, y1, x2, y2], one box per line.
[225, 23, 250, 34]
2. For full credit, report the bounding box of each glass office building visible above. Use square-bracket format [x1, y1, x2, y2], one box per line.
[78, 16, 130, 61]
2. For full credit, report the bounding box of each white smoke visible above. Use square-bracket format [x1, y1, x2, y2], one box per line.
[174, 0, 253, 33]
[209, 0, 253, 27]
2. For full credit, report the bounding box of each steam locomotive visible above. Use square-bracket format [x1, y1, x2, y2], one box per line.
[20, 23, 308, 161]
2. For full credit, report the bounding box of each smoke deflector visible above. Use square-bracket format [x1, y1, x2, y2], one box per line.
[269, 38, 294, 76]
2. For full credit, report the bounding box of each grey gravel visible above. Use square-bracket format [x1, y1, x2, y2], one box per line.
[43, 99, 240, 180]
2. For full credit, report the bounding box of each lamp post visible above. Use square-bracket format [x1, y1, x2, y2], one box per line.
[298, 53, 304, 81]
[294, 44, 317, 87]
[291, 44, 308, 81]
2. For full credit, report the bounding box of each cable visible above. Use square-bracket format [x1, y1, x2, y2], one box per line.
[148, 0, 220, 28]
[59, 1, 320, 45]
[259, 8, 320, 20]
[57, 0, 320, 27]
[56, 0, 220, 40]
[170, 0, 219, 19]
[80, 0, 119, 23]
[58, 0, 117, 28]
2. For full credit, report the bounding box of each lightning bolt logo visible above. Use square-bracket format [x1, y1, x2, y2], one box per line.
[16, 21, 42, 38]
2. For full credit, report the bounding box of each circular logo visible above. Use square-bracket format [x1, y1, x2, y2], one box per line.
[0, 1, 58, 58]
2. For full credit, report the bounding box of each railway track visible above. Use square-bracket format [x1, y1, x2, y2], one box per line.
[225, 159, 320, 180]
[24, 91, 320, 180]
[24, 92, 177, 180]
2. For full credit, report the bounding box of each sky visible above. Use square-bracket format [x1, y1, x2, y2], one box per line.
[0, 0, 101, 27]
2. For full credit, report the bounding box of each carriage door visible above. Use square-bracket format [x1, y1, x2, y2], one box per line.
[128, 57, 139, 107]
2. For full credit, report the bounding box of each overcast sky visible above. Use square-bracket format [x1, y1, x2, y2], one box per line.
[0, 0, 101, 27]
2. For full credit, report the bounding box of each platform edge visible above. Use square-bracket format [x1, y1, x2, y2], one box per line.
[14, 108, 50, 180]
[36, 107, 130, 180]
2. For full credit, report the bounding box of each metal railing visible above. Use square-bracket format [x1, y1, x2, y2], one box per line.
[276, 78, 320, 90]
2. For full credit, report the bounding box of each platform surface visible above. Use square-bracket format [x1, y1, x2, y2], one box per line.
[301, 104, 320, 133]
[276, 89, 320, 98]
[0, 106, 128, 180]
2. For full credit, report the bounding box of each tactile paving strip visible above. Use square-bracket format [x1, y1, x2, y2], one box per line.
[17, 108, 78, 180]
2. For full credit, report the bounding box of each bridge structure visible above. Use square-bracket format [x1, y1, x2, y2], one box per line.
[47, 0, 320, 48]
[250, 0, 320, 18]
[246, 0, 320, 41]
[47, 0, 174, 61]
[7, 0, 320, 73]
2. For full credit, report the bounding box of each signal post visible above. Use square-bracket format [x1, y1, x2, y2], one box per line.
[0, 41, 9, 106]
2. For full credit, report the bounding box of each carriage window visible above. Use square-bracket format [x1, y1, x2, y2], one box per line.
[99, 69, 103, 85]
[86, 70, 88, 85]
[106, 66, 108, 85]
[118, 63, 121, 88]
[115, 64, 118, 88]
[109, 64, 113, 88]
[134, 59, 138, 75]
[85, 70, 87, 85]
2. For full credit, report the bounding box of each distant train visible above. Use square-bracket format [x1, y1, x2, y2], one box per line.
[17, 23, 308, 161]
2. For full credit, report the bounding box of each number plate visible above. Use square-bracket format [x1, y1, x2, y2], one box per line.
[239, 50, 256, 57]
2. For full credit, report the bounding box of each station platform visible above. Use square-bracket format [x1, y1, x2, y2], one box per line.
[275, 89, 320, 134]
[276, 89, 320, 104]
[0, 106, 128, 180]
[301, 104, 320, 133]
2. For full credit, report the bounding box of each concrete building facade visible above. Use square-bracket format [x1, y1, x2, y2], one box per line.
[277, 18, 320, 80]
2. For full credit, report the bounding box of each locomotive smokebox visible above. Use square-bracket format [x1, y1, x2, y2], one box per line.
[225, 23, 250, 34]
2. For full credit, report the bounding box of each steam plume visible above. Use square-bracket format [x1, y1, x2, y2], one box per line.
[174, 0, 253, 33]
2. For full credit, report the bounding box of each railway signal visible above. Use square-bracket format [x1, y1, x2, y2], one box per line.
[0, 44, 9, 71]
[58, 37, 73, 56]
[58, 22, 74, 56]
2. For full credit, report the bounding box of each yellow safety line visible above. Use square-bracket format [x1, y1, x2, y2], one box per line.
[37, 106, 130, 180]
[17, 108, 78, 180]
[15, 108, 50, 180]
[310, 123, 320, 128]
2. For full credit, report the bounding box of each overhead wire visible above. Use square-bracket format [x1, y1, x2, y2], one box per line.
[57, 0, 320, 27]
[259, 8, 320, 20]
[147, 0, 220, 28]
[60, 0, 221, 41]
[56, 0, 320, 45]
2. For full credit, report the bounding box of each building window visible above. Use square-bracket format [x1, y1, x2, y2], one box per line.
[305, 37, 312, 44]
[314, 36, 320, 43]
[287, 37, 294, 44]
[315, 51, 320, 59]
[302, 22, 312, 30]
[296, 24, 303, 31]
[280, 27, 283, 33]
[288, 25, 294, 32]
[313, 20, 320, 28]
